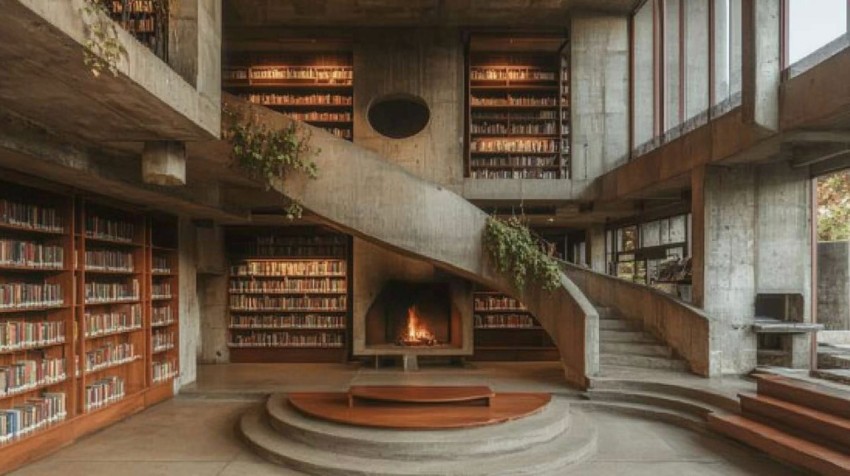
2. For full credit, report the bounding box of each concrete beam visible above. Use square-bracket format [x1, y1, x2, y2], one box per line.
[143, 141, 187, 186]
[790, 143, 850, 168]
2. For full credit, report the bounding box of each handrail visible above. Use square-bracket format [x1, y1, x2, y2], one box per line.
[560, 261, 715, 377]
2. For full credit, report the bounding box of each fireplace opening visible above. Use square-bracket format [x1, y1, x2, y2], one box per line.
[366, 281, 457, 349]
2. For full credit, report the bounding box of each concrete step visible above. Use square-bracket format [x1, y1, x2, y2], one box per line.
[739, 393, 850, 450]
[240, 406, 598, 475]
[576, 401, 706, 433]
[598, 319, 641, 331]
[588, 379, 741, 414]
[265, 393, 571, 460]
[708, 413, 850, 475]
[599, 353, 689, 372]
[599, 342, 673, 358]
[756, 374, 850, 419]
[595, 307, 615, 319]
[582, 389, 717, 420]
[599, 330, 657, 344]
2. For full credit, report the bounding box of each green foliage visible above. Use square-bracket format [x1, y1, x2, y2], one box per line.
[484, 216, 561, 292]
[818, 170, 850, 242]
[223, 107, 319, 221]
[80, 0, 127, 77]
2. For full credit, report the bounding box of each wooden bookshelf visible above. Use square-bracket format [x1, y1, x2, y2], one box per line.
[223, 53, 354, 141]
[226, 227, 352, 363]
[102, 0, 168, 59]
[0, 174, 180, 470]
[148, 216, 179, 388]
[470, 290, 558, 361]
[466, 42, 570, 179]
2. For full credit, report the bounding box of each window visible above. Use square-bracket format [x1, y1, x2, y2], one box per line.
[684, 0, 710, 121]
[606, 214, 692, 286]
[787, 0, 848, 65]
[633, 1, 656, 146]
[713, 0, 742, 106]
[663, 0, 681, 131]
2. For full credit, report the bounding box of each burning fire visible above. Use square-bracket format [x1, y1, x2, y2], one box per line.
[398, 305, 438, 346]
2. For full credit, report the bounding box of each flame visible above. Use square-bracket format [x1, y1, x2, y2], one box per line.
[401, 305, 436, 345]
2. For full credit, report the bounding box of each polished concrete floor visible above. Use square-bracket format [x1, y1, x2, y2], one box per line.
[10, 363, 800, 476]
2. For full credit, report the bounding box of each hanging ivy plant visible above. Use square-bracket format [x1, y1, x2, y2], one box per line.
[484, 216, 561, 292]
[80, 0, 127, 77]
[223, 107, 319, 220]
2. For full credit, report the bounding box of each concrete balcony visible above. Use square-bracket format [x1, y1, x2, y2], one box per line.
[0, 0, 220, 142]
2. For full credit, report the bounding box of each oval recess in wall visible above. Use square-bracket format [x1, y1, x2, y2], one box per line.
[367, 94, 430, 139]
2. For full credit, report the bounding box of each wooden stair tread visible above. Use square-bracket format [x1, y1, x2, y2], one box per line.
[348, 385, 494, 404]
[708, 413, 850, 475]
[756, 374, 850, 419]
[740, 392, 850, 431]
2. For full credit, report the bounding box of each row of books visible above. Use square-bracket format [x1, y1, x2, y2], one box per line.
[0, 283, 63, 310]
[229, 277, 346, 293]
[471, 139, 559, 153]
[471, 156, 558, 167]
[152, 360, 177, 384]
[0, 199, 63, 233]
[474, 314, 536, 329]
[85, 216, 134, 243]
[471, 170, 561, 180]
[255, 236, 348, 246]
[247, 94, 352, 106]
[152, 255, 170, 273]
[230, 295, 347, 311]
[230, 314, 346, 329]
[85, 249, 133, 272]
[474, 295, 527, 311]
[84, 343, 138, 373]
[471, 122, 558, 135]
[244, 245, 347, 258]
[152, 331, 174, 352]
[229, 331, 344, 348]
[85, 376, 124, 411]
[0, 321, 65, 352]
[84, 280, 139, 304]
[231, 261, 345, 277]
[84, 306, 143, 338]
[152, 306, 173, 326]
[0, 240, 63, 269]
[326, 128, 353, 140]
[151, 282, 171, 299]
[249, 67, 353, 81]
[470, 68, 557, 81]
[473, 111, 558, 121]
[117, 17, 155, 34]
[291, 112, 352, 122]
[109, 0, 154, 14]
[0, 392, 66, 444]
[471, 95, 560, 107]
[0, 358, 66, 398]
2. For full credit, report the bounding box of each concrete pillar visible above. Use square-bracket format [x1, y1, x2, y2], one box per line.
[587, 225, 606, 273]
[817, 242, 850, 330]
[570, 14, 629, 180]
[178, 216, 200, 387]
[742, 0, 781, 131]
[195, 223, 229, 363]
[142, 141, 186, 186]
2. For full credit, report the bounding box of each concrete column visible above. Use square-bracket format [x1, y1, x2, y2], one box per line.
[570, 14, 629, 180]
[142, 141, 186, 185]
[587, 225, 606, 273]
[195, 223, 229, 363]
[178, 216, 200, 387]
[742, 0, 781, 131]
[817, 242, 850, 330]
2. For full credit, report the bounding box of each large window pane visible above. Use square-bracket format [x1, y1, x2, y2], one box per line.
[664, 0, 681, 131]
[714, 0, 742, 106]
[684, 0, 709, 120]
[788, 0, 848, 64]
[633, 2, 655, 146]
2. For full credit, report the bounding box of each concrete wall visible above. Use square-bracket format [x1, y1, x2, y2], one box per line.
[570, 14, 629, 181]
[818, 241, 850, 330]
[353, 28, 465, 189]
[195, 224, 229, 364]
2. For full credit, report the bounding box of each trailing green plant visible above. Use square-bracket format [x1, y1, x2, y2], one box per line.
[223, 106, 319, 221]
[484, 216, 561, 292]
[80, 0, 127, 77]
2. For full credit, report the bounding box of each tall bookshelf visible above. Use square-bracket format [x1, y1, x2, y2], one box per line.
[466, 47, 570, 179]
[226, 228, 351, 363]
[102, 0, 168, 60]
[0, 175, 179, 470]
[148, 216, 179, 388]
[470, 290, 558, 361]
[223, 53, 354, 141]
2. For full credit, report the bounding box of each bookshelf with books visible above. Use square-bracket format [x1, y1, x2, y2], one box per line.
[148, 216, 179, 386]
[0, 174, 181, 471]
[226, 227, 352, 363]
[223, 53, 354, 141]
[102, 0, 168, 59]
[466, 38, 570, 180]
[470, 290, 558, 361]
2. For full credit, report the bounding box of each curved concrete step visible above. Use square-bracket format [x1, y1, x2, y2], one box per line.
[265, 393, 571, 460]
[576, 401, 707, 433]
[599, 330, 657, 344]
[599, 353, 689, 371]
[599, 319, 641, 331]
[600, 342, 673, 358]
[587, 379, 742, 414]
[240, 406, 598, 476]
[582, 389, 717, 420]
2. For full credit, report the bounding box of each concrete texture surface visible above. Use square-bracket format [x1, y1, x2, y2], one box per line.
[11, 362, 798, 476]
[817, 241, 850, 331]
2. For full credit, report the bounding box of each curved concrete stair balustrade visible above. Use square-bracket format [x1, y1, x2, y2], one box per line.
[707, 374, 850, 475]
[192, 95, 599, 388]
[239, 394, 598, 476]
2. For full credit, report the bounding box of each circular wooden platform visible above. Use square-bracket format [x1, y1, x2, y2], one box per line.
[287, 386, 551, 430]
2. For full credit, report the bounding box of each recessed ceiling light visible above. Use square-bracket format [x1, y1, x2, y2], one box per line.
[547, 217, 555, 223]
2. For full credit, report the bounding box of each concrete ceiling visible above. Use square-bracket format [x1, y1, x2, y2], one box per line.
[224, 0, 638, 28]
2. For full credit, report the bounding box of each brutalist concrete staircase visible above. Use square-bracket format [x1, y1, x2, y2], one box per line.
[596, 307, 688, 372]
[708, 374, 850, 475]
[239, 394, 597, 476]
